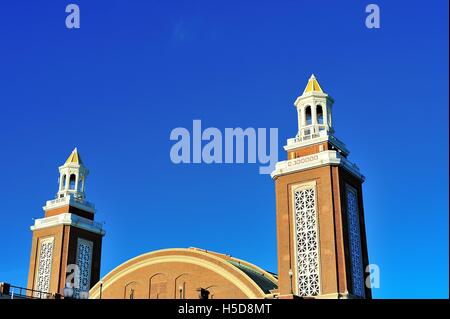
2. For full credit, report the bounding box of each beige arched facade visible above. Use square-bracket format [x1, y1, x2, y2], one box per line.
[90, 248, 278, 299]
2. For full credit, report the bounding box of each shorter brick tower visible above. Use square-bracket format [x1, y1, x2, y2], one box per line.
[272, 75, 371, 299]
[27, 148, 105, 298]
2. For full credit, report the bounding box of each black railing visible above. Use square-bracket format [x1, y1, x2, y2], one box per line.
[1, 283, 55, 299]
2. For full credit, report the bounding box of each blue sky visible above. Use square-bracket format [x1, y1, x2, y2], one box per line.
[0, 1, 448, 298]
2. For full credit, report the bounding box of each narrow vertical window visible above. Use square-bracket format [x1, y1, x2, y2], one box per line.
[305, 106, 312, 125]
[34, 237, 54, 297]
[346, 184, 365, 297]
[317, 105, 324, 124]
[74, 238, 93, 298]
[69, 174, 76, 190]
[293, 183, 321, 296]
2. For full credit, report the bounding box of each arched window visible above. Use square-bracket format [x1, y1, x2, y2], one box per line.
[124, 281, 139, 299]
[317, 105, 324, 124]
[149, 273, 168, 299]
[61, 175, 66, 190]
[305, 106, 312, 125]
[69, 174, 76, 190]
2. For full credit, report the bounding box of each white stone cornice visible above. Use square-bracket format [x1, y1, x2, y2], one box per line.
[31, 213, 105, 236]
[271, 150, 364, 181]
[294, 91, 332, 104]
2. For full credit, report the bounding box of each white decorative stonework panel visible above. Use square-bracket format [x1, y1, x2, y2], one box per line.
[293, 183, 321, 297]
[34, 237, 54, 297]
[74, 238, 93, 298]
[346, 184, 365, 298]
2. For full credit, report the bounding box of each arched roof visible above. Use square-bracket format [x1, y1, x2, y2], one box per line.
[192, 248, 278, 294]
[90, 247, 278, 299]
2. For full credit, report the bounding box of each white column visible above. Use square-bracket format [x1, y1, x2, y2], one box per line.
[328, 105, 332, 128]
[312, 104, 317, 125]
[323, 104, 328, 127]
[75, 173, 79, 192]
[59, 174, 63, 191]
[301, 106, 307, 136]
[311, 105, 317, 134]
[65, 171, 69, 190]
[302, 106, 306, 126]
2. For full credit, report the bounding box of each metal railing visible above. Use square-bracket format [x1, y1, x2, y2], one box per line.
[47, 195, 95, 209]
[294, 125, 328, 142]
[2, 284, 56, 299]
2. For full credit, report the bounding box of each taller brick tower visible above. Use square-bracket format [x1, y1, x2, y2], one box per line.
[272, 75, 371, 299]
[27, 148, 105, 298]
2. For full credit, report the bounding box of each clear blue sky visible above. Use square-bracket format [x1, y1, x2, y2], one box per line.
[0, 1, 448, 299]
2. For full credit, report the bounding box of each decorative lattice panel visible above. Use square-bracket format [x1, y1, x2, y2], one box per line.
[35, 237, 54, 297]
[346, 185, 365, 298]
[293, 185, 321, 296]
[74, 238, 93, 298]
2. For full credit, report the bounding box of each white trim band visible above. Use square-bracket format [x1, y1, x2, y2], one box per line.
[271, 150, 364, 181]
[31, 213, 105, 236]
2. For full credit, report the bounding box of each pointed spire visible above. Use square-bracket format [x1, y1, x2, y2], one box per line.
[65, 147, 83, 165]
[303, 74, 324, 94]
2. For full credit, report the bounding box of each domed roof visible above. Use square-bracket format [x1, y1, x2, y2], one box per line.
[89, 247, 278, 299]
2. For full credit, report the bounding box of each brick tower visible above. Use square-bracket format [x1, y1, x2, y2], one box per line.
[272, 75, 371, 299]
[27, 148, 105, 298]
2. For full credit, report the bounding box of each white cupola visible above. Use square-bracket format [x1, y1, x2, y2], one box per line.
[57, 148, 88, 200]
[283, 74, 349, 157]
[294, 74, 334, 142]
